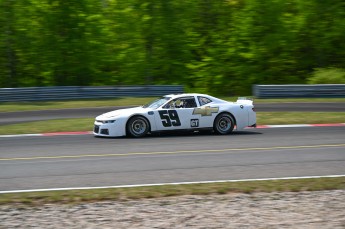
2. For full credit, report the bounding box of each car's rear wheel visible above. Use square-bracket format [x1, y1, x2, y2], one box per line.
[127, 116, 150, 137]
[213, 113, 235, 135]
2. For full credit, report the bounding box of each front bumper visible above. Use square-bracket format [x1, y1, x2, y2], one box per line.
[93, 119, 127, 137]
[93, 124, 109, 135]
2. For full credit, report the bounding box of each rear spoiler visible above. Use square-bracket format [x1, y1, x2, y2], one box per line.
[236, 97, 253, 105]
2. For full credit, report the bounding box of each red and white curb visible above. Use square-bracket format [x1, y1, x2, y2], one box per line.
[256, 123, 345, 128]
[0, 123, 344, 138]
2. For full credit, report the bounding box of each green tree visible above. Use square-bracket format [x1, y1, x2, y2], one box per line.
[1, 0, 345, 95]
[308, 68, 345, 84]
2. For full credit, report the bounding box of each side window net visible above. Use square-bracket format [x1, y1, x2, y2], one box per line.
[164, 97, 197, 108]
[183, 98, 197, 108]
[198, 96, 212, 106]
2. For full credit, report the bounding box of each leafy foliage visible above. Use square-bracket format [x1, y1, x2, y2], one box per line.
[307, 68, 345, 84]
[1, 0, 344, 95]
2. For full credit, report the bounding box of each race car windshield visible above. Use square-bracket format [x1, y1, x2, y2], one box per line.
[142, 97, 171, 109]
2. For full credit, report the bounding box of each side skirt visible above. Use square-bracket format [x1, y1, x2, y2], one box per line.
[150, 128, 214, 135]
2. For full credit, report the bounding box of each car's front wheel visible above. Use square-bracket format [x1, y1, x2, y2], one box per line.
[213, 113, 235, 135]
[126, 116, 150, 137]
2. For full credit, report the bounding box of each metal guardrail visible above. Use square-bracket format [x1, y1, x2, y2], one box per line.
[0, 85, 184, 102]
[253, 84, 345, 98]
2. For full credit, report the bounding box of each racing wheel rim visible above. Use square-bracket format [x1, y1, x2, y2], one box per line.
[218, 117, 231, 131]
[214, 114, 234, 134]
[128, 117, 149, 137]
[131, 119, 146, 135]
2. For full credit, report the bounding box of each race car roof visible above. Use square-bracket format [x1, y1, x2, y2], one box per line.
[165, 93, 228, 103]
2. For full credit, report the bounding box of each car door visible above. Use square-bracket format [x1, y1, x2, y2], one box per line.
[191, 96, 220, 128]
[154, 96, 198, 131]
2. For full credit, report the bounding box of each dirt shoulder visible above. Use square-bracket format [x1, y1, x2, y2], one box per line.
[1, 190, 344, 229]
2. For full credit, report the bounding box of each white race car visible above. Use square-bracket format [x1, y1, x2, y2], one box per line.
[93, 93, 256, 137]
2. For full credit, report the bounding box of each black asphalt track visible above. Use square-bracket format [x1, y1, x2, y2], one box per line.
[1, 126, 344, 191]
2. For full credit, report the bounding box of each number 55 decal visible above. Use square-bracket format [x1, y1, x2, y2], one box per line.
[159, 110, 181, 127]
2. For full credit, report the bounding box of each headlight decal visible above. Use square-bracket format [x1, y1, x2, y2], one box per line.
[96, 120, 116, 124]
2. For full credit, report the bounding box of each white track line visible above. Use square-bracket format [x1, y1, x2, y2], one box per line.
[0, 134, 42, 138]
[1, 175, 344, 194]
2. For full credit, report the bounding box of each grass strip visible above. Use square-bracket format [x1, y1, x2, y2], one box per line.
[1, 97, 345, 112]
[0, 118, 92, 135]
[1, 112, 344, 135]
[0, 177, 344, 206]
[256, 112, 345, 125]
[0, 97, 155, 112]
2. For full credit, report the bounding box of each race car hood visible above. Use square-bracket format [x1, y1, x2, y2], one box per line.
[96, 106, 147, 120]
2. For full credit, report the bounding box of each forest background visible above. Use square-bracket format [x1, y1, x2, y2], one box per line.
[1, 0, 344, 96]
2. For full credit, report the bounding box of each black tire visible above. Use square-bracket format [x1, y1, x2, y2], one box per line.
[213, 113, 235, 135]
[126, 116, 150, 137]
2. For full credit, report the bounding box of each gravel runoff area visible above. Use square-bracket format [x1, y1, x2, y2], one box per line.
[1, 190, 344, 229]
